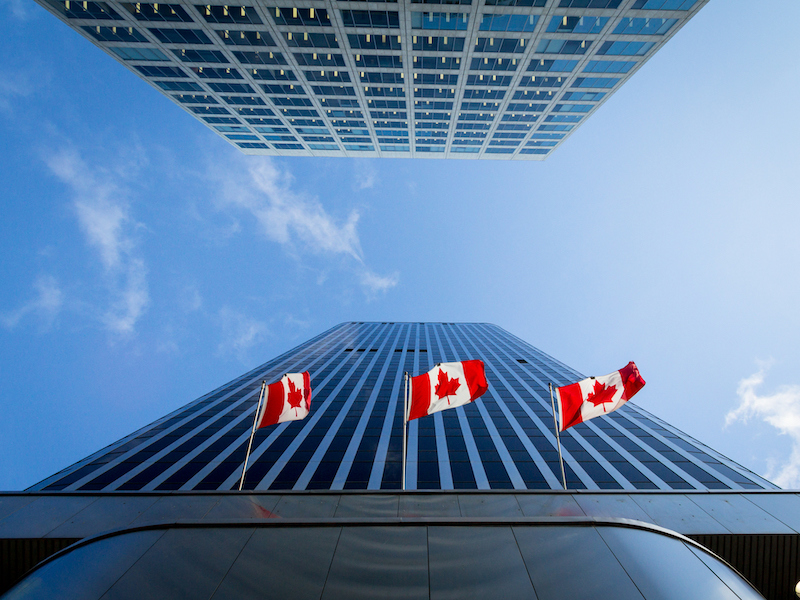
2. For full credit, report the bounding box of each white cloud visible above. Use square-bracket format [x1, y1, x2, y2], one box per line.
[0, 70, 33, 112]
[218, 159, 362, 260]
[217, 307, 268, 359]
[353, 160, 378, 191]
[360, 269, 399, 296]
[45, 148, 149, 336]
[726, 363, 800, 489]
[1, 275, 63, 329]
[0, 0, 34, 19]
[103, 258, 149, 335]
[211, 156, 398, 295]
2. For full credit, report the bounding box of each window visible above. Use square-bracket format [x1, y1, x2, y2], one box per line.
[546, 15, 607, 34]
[559, 0, 620, 7]
[305, 70, 351, 83]
[480, 14, 537, 32]
[632, 0, 696, 9]
[232, 51, 287, 65]
[134, 65, 187, 77]
[196, 4, 262, 24]
[261, 83, 304, 94]
[172, 49, 228, 63]
[272, 7, 331, 26]
[613, 18, 677, 35]
[411, 35, 463, 51]
[152, 27, 211, 44]
[413, 55, 457, 69]
[342, 10, 400, 28]
[284, 32, 339, 48]
[470, 57, 519, 71]
[295, 52, 346, 67]
[536, 38, 591, 55]
[155, 80, 203, 91]
[123, 3, 191, 21]
[474, 37, 526, 53]
[82, 25, 146, 42]
[485, 0, 545, 6]
[583, 60, 635, 73]
[61, 0, 122, 19]
[411, 12, 468, 30]
[192, 66, 246, 79]
[111, 46, 168, 60]
[207, 82, 254, 93]
[596, 41, 655, 56]
[217, 30, 275, 46]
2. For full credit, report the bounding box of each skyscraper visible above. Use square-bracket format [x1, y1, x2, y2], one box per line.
[4, 323, 798, 599]
[33, 322, 772, 493]
[33, 0, 707, 159]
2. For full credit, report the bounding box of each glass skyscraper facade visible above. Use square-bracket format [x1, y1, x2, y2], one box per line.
[35, 0, 707, 159]
[32, 322, 774, 493]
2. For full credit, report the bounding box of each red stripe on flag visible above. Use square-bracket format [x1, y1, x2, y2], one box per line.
[462, 359, 488, 400]
[557, 382, 584, 431]
[619, 362, 645, 400]
[408, 372, 431, 421]
[303, 371, 312, 408]
[259, 380, 285, 429]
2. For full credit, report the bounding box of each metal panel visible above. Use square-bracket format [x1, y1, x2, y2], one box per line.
[2, 530, 163, 600]
[515, 494, 585, 518]
[456, 494, 522, 517]
[334, 495, 399, 518]
[740, 494, 800, 534]
[598, 526, 750, 600]
[211, 527, 340, 600]
[322, 526, 428, 600]
[45, 496, 159, 538]
[573, 494, 653, 523]
[0, 497, 97, 539]
[271, 494, 339, 518]
[630, 494, 729, 535]
[514, 526, 644, 600]
[202, 494, 281, 520]
[99, 528, 253, 599]
[400, 495, 461, 518]
[689, 495, 794, 535]
[428, 526, 536, 600]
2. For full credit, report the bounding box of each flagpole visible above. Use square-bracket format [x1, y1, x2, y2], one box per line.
[549, 382, 567, 491]
[239, 380, 266, 492]
[402, 372, 408, 491]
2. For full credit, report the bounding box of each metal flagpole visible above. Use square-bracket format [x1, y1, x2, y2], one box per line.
[549, 382, 568, 491]
[402, 372, 408, 491]
[239, 380, 266, 491]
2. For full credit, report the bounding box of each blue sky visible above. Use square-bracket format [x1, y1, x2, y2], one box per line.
[2, 0, 800, 490]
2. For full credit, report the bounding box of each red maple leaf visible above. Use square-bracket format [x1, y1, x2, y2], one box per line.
[286, 379, 304, 415]
[434, 369, 461, 404]
[585, 379, 618, 412]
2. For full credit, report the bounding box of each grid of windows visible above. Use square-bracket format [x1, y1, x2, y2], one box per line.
[38, 0, 707, 159]
[32, 322, 773, 493]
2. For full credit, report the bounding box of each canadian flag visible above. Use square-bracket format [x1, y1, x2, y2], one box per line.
[408, 360, 488, 421]
[256, 372, 312, 429]
[555, 362, 645, 431]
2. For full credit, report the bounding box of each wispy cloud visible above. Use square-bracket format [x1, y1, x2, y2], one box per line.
[46, 148, 149, 336]
[361, 269, 399, 296]
[212, 156, 396, 294]
[726, 362, 800, 489]
[225, 159, 362, 259]
[217, 307, 268, 360]
[0, 0, 35, 21]
[353, 160, 378, 191]
[1, 275, 63, 330]
[0, 70, 34, 113]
